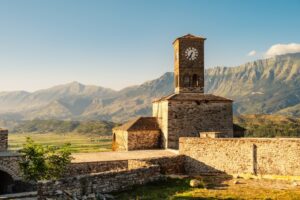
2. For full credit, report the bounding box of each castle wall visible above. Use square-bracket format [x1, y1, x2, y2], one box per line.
[167, 101, 233, 149]
[37, 160, 161, 199]
[153, 101, 169, 148]
[0, 129, 8, 152]
[127, 130, 161, 150]
[180, 137, 300, 176]
[66, 160, 128, 177]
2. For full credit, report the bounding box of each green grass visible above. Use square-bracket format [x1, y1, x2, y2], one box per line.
[8, 132, 112, 153]
[114, 177, 300, 200]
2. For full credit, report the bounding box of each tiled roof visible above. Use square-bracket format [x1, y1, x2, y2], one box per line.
[113, 117, 160, 131]
[153, 93, 233, 103]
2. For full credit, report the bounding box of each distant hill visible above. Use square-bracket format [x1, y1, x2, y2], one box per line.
[0, 53, 299, 122]
[7, 119, 116, 135]
[234, 114, 300, 137]
[206, 53, 300, 116]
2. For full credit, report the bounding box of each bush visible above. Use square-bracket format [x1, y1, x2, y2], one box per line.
[19, 137, 73, 181]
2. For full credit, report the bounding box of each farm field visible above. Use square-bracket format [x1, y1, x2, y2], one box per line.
[8, 132, 112, 153]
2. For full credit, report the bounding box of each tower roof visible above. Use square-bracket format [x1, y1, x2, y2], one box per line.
[153, 93, 233, 103]
[173, 34, 206, 44]
[113, 117, 160, 131]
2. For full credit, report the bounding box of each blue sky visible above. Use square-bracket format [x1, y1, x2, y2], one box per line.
[0, 0, 299, 91]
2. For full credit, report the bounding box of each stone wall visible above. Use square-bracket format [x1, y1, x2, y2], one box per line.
[154, 99, 233, 149]
[67, 155, 184, 177]
[153, 101, 169, 149]
[37, 160, 161, 199]
[143, 155, 185, 175]
[0, 129, 8, 152]
[66, 160, 128, 177]
[0, 153, 22, 180]
[128, 130, 161, 150]
[180, 137, 300, 176]
[112, 130, 128, 151]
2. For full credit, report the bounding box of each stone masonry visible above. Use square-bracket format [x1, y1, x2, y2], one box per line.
[0, 128, 23, 180]
[0, 129, 8, 151]
[37, 160, 161, 199]
[113, 117, 161, 151]
[153, 94, 233, 149]
[173, 34, 205, 94]
[180, 137, 300, 176]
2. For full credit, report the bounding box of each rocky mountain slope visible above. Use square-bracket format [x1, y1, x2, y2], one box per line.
[0, 53, 299, 122]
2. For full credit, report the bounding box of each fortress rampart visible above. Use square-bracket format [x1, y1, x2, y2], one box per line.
[180, 137, 300, 176]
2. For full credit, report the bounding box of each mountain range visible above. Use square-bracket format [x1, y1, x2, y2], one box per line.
[0, 53, 300, 122]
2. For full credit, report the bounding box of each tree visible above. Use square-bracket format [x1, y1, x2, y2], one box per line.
[19, 137, 73, 181]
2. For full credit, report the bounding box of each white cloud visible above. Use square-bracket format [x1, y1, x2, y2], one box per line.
[247, 50, 256, 57]
[265, 43, 300, 58]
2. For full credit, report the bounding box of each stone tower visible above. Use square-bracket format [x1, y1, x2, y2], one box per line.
[153, 34, 233, 149]
[114, 34, 234, 151]
[174, 34, 206, 94]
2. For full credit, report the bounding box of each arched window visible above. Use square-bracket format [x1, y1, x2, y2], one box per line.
[192, 74, 199, 87]
[175, 75, 179, 87]
[183, 75, 190, 87]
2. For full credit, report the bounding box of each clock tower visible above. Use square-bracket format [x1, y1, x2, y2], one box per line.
[173, 34, 206, 93]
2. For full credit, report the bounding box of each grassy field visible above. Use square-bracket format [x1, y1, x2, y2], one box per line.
[114, 176, 300, 200]
[8, 132, 112, 153]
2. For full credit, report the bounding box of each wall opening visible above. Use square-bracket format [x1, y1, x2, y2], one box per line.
[0, 170, 14, 194]
[183, 74, 190, 87]
[192, 74, 198, 87]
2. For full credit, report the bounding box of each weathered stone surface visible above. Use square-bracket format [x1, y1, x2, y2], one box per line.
[180, 137, 300, 176]
[142, 155, 185, 175]
[128, 130, 161, 150]
[173, 34, 205, 94]
[154, 95, 233, 149]
[67, 155, 184, 176]
[0, 129, 8, 152]
[0, 153, 22, 180]
[37, 160, 161, 200]
[66, 160, 128, 177]
[112, 117, 161, 151]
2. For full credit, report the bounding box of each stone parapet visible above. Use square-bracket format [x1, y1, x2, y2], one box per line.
[37, 160, 161, 199]
[180, 137, 300, 176]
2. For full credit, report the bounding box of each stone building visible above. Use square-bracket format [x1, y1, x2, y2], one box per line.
[113, 34, 234, 150]
[112, 117, 161, 151]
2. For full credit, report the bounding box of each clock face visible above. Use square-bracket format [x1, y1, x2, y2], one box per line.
[185, 47, 198, 61]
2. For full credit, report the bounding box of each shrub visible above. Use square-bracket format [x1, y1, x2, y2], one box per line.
[19, 137, 73, 181]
